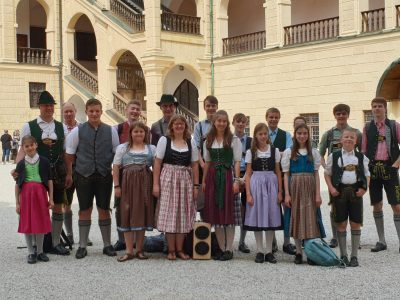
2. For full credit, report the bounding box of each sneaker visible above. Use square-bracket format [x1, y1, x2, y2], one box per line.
[340, 255, 350, 266]
[220, 250, 233, 261]
[238, 242, 250, 253]
[329, 238, 338, 248]
[37, 253, 49, 262]
[113, 240, 126, 251]
[27, 254, 37, 264]
[103, 245, 117, 257]
[371, 241, 387, 252]
[254, 252, 264, 263]
[349, 256, 359, 267]
[75, 247, 87, 259]
[264, 253, 277, 264]
[283, 243, 296, 255]
[294, 253, 303, 264]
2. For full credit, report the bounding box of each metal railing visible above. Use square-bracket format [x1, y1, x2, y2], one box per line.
[361, 8, 385, 33]
[17, 47, 51, 65]
[284, 17, 339, 45]
[161, 12, 200, 35]
[70, 59, 98, 94]
[222, 31, 266, 56]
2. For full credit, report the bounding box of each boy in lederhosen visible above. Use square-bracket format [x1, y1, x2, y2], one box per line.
[362, 97, 400, 253]
[325, 128, 370, 267]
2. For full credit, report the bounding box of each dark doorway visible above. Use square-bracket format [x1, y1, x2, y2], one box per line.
[173, 79, 199, 115]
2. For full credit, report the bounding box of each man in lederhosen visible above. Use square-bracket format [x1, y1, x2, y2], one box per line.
[362, 97, 400, 253]
[16, 91, 70, 255]
[150, 94, 178, 146]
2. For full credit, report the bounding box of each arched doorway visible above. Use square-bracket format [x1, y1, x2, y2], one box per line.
[74, 15, 97, 74]
[376, 58, 400, 119]
[67, 95, 86, 123]
[116, 51, 146, 110]
[173, 79, 199, 115]
[16, 0, 50, 64]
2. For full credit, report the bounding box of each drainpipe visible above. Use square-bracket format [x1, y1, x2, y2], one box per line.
[210, 0, 214, 95]
[58, 0, 64, 119]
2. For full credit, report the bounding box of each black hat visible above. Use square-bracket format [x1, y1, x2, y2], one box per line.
[156, 94, 179, 106]
[38, 91, 56, 105]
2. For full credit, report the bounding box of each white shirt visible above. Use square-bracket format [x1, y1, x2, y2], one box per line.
[324, 149, 370, 184]
[65, 124, 120, 155]
[244, 146, 281, 163]
[25, 153, 40, 164]
[155, 136, 199, 162]
[113, 143, 156, 165]
[203, 136, 242, 162]
[21, 117, 69, 148]
[281, 148, 321, 172]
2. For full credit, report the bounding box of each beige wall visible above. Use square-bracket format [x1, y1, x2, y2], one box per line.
[228, 0, 264, 37]
[291, 0, 339, 24]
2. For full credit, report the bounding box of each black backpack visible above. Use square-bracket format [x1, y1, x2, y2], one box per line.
[43, 229, 72, 253]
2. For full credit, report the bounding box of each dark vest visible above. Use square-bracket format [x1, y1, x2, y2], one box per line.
[28, 119, 64, 164]
[252, 145, 276, 171]
[365, 119, 399, 164]
[75, 122, 114, 177]
[16, 156, 51, 190]
[117, 122, 130, 144]
[273, 129, 287, 152]
[331, 150, 368, 190]
[163, 137, 192, 167]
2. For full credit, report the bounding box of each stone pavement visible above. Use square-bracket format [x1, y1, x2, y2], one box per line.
[0, 163, 399, 299]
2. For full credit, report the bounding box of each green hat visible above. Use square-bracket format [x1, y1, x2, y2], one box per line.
[156, 94, 179, 106]
[38, 91, 56, 105]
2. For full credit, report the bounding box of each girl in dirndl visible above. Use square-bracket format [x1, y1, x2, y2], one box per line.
[15, 135, 53, 264]
[244, 123, 283, 264]
[153, 115, 199, 260]
[202, 110, 242, 261]
[281, 123, 322, 264]
[113, 121, 155, 262]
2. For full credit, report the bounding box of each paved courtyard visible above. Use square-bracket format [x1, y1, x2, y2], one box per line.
[1, 163, 399, 299]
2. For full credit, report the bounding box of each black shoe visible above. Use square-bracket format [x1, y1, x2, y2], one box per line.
[265, 253, 277, 264]
[87, 238, 93, 247]
[283, 243, 296, 255]
[238, 243, 250, 253]
[37, 253, 49, 262]
[329, 238, 338, 248]
[340, 256, 350, 266]
[294, 253, 303, 264]
[103, 245, 117, 257]
[113, 240, 126, 251]
[51, 244, 70, 256]
[371, 242, 387, 252]
[75, 247, 87, 259]
[220, 250, 233, 261]
[349, 256, 359, 267]
[213, 249, 223, 260]
[255, 252, 264, 263]
[27, 254, 37, 264]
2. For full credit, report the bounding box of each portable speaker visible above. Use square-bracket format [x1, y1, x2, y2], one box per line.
[192, 222, 211, 260]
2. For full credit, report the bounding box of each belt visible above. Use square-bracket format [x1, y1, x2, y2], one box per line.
[342, 164, 357, 172]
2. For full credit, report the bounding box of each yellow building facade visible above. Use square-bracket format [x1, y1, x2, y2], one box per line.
[1, 0, 400, 142]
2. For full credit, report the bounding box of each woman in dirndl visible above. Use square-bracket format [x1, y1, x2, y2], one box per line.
[281, 123, 322, 264]
[153, 114, 199, 260]
[202, 110, 242, 261]
[113, 121, 155, 262]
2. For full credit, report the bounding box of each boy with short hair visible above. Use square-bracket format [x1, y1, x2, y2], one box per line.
[319, 104, 362, 248]
[324, 128, 370, 266]
[232, 113, 252, 253]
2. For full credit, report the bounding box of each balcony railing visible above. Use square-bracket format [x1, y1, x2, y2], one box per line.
[113, 91, 147, 123]
[361, 8, 385, 33]
[284, 17, 339, 46]
[117, 68, 145, 90]
[176, 104, 198, 133]
[222, 31, 266, 56]
[17, 47, 51, 65]
[110, 0, 145, 32]
[70, 59, 98, 94]
[161, 12, 200, 35]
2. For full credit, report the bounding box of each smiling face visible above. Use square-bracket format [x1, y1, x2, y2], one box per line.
[334, 110, 349, 127]
[160, 103, 176, 120]
[255, 128, 269, 146]
[266, 112, 280, 130]
[204, 100, 218, 120]
[295, 127, 309, 147]
[126, 104, 141, 123]
[130, 126, 145, 144]
[39, 104, 54, 120]
[86, 104, 103, 126]
[63, 104, 76, 124]
[215, 115, 229, 133]
[233, 118, 246, 136]
[22, 139, 38, 157]
[341, 130, 357, 151]
[372, 102, 386, 120]
[171, 118, 186, 136]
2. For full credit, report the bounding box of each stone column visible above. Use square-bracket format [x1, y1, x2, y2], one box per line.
[384, 0, 396, 30]
[144, 0, 162, 55]
[265, 0, 291, 49]
[1, 1, 17, 62]
[197, 58, 212, 120]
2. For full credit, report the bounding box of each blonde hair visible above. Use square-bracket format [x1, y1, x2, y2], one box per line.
[167, 114, 191, 140]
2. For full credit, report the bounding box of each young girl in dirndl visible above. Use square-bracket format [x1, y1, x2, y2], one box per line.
[202, 110, 242, 261]
[153, 115, 199, 260]
[113, 122, 156, 262]
[281, 124, 322, 264]
[244, 123, 283, 264]
[15, 135, 53, 264]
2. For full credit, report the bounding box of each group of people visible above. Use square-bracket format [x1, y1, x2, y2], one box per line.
[1, 129, 19, 164]
[13, 90, 400, 268]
